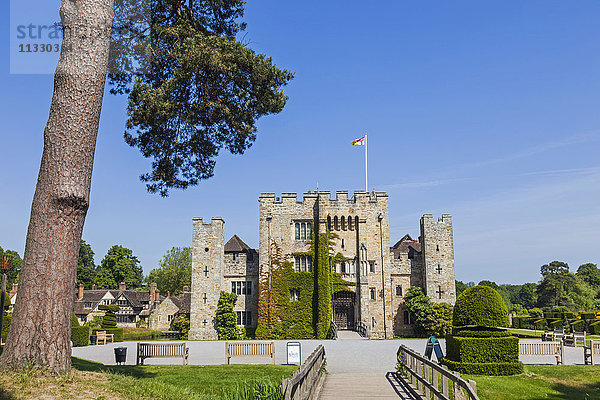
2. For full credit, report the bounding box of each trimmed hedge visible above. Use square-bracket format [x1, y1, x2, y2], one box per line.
[441, 358, 524, 375]
[1, 313, 10, 341]
[453, 328, 512, 338]
[72, 326, 90, 346]
[92, 327, 124, 342]
[452, 286, 509, 328]
[446, 335, 519, 363]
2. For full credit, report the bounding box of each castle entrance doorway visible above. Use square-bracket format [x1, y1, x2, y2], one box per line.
[333, 291, 355, 330]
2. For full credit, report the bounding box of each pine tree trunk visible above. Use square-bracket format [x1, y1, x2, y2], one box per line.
[0, 0, 114, 374]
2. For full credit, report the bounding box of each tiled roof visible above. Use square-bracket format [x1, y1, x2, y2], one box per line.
[74, 288, 154, 315]
[224, 235, 253, 253]
[390, 234, 422, 259]
[169, 292, 191, 314]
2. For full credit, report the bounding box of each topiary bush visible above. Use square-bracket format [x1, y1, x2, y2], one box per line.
[99, 304, 119, 329]
[443, 285, 523, 376]
[1, 313, 11, 342]
[215, 291, 239, 340]
[452, 285, 509, 328]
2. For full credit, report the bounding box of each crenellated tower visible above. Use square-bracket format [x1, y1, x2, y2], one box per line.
[420, 214, 456, 304]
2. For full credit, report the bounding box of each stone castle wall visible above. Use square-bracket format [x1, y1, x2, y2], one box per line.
[421, 214, 456, 304]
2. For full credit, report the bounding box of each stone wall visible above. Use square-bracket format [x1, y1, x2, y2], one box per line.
[149, 297, 179, 331]
[224, 252, 259, 328]
[421, 214, 456, 304]
[189, 217, 225, 340]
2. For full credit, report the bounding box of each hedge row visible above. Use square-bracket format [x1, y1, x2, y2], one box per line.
[72, 326, 90, 347]
[92, 327, 124, 342]
[446, 335, 519, 363]
[441, 358, 524, 375]
[453, 328, 512, 338]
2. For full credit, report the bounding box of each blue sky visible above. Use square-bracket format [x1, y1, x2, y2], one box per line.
[1, 1, 599, 284]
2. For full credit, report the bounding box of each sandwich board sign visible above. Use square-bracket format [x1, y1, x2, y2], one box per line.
[424, 336, 444, 361]
[287, 341, 301, 365]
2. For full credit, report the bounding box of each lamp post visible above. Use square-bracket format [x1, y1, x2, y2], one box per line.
[378, 212, 387, 339]
[0, 255, 11, 345]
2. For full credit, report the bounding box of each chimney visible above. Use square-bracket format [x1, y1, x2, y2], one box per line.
[92, 284, 97, 290]
[167, 291, 170, 297]
[78, 284, 84, 300]
[182, 285, 190, 293]
[155, 289, 160, 302]
[119, 282, 126, 291]
[150, 282, 157, 305]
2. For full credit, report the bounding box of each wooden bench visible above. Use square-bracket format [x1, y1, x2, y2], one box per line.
[226, 341, 275, 364]
[564, 331, 586, 347]
[136, 342, 189, 365]
[519, 341, 564, 365]
[96, 331, 114, 345]
[542, 328, 564, 342]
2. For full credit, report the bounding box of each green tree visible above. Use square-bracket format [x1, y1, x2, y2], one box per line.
[536, 261, 574, 308]
[576, 263, 600, 289]
[516, 283, 537, 309]
[0, 247, 22, 292]
[215, 291, 238, 340]
[77, 240, 96, 289]
[96, 245, 143, 289]
[3, 0, 292, 374]
[146, 247, 192, 295]
[109, 0, 294, 196]
[170, 314, 190, 339]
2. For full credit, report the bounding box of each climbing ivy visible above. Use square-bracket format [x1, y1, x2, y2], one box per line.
[256, 226, 351, 339]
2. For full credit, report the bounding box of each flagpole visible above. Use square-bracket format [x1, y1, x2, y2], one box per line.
[365, 133, 368, 192]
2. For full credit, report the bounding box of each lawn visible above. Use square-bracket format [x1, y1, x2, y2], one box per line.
[464, 365, 600, 400]
[0, 357, 297, 400]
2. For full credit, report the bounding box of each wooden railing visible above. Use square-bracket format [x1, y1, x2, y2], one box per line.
[355, 321, 368, 337]
[282, 345, 326, 400]
[397, 345, 479, 400]
[585, 340, 600, 365]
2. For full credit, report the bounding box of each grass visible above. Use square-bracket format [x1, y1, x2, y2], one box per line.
[464, 365, 600, 400]
[0, 357, 297, 400]
[121, 327, 163, 341]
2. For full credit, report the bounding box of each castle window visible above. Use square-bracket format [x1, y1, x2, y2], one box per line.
[294, 256, 312, 272]
[236, 311, 252, 326]
[341, 238, 345, 249]
[341, 216, 346, 231]
[84, 302, 93, 308]
[334, 216, 339, 231]
[231, 281, 252, 295]
[396, 285, 402, 296]
[168, 314, 174, 322]
[294, 222, 312, 240]
[369, 261, 375, 273]
[436, 244, 439, 252]
[327, 216, 332, 231]
[403, 310, 410, 325]
[340, 261, 346, 274]
[232, 253, 239, 261]
[348, 215, 353, 231]
[290, 290, 300, 301]
[370, 288, 375, 300]
[436, 264, 442, 274]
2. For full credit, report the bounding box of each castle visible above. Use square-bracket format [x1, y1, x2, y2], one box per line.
[189, 190, 455, 340]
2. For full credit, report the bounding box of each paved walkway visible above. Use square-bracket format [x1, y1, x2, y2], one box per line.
[337, 330, 366, 340]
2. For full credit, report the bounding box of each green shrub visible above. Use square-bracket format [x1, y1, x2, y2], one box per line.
[452, 286, 509, 328]
[580, 312, 596, 320]
[92, 327, 124, 342]
[215, 291, 238, 340]
[99, 304, 119, 329]
[529, 308, 543, 318]
[453, 328, 512, 338]
[1, 313, 10, 341]
[98, 304, 119, 313]
[441, 358, 524, 375]
[446, 335, 519, 363]
[170, 314, 190, 339]
[72, 325, 90, 346]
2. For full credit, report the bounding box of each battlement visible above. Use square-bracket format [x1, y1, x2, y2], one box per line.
[421, 214, 452, 224]
[258, 190, 388, 206]
[192, 217, 225, 226]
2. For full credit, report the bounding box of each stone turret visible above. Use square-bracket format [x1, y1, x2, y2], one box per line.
[420, 214, 455, 303]
[189, 217, 225, 340]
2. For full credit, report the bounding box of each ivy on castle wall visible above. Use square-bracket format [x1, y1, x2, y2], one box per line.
[255, 226, 351, 340]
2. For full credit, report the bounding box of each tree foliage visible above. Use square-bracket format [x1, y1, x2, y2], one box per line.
[146, 247, 192, 295]
[405, 287, 453, 337]
[215, 291, 238, 340]
[577, 263, 600, 289]
[96, 245, 143, 289]
[77, 240, 96, 289]
[453, 285, 509, 328]
[108, 0, 294, 196]
[170, 314, 190, 339]
[535, 261, 594, 309]
[0, 247, 22, 292]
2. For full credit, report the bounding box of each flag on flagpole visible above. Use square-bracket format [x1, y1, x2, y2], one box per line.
[351, 136, 365, 145]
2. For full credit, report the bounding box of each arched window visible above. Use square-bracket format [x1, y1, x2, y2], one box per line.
[327, 216, 332, 231]
[334, 216, 339, 231]
[341, 216, 346, 231]
[348, 215, 353, 230]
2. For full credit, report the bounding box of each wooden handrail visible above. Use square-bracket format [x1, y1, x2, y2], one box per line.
[282, 345, 326, 400]
[397, 344, 480, 400]
[355, 321, 368, 337]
